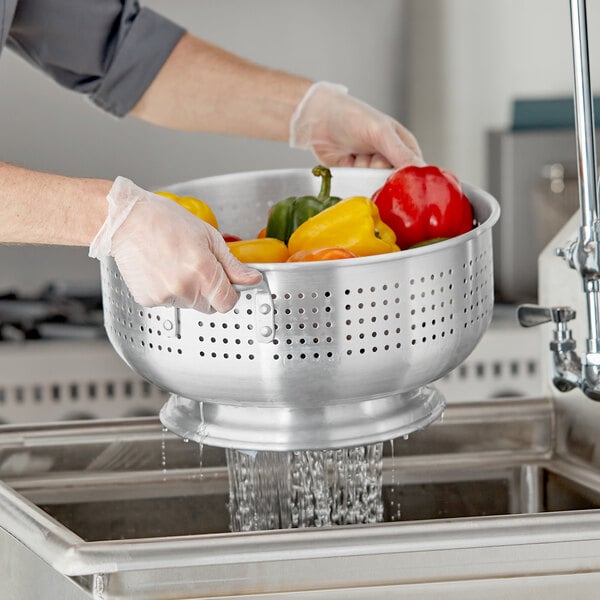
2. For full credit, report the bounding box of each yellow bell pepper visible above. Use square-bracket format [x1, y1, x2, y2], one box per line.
[227, 238, 289, 263]
[155, 191, 219, 230]
[287, 196, 400, 257]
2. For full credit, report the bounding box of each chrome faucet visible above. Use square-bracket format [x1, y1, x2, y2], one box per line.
[518, 0, 600, 400]
[517, 305, 581, 393]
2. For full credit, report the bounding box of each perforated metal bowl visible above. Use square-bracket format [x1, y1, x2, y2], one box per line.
[100, 168, 500, 450]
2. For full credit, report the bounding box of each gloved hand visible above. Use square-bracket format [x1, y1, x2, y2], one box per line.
[89, 177, 262, 313]
[289, 81, 425, 169]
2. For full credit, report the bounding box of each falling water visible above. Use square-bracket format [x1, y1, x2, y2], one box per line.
[388, 439, 396, 521]
[92, 574, 106, 600]
[160, 426, 169, 481]
[197, 402, 207, 481]
[227, 443, 384, 532]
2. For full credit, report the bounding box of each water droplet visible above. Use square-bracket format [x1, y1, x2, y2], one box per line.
[198, 442, 204, 481]
[160, 426, 168, 480]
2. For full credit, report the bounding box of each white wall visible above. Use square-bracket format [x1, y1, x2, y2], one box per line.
[406, 0, 600, 189]
[0, 0, 408, 292]
[0, 0, 409, 186]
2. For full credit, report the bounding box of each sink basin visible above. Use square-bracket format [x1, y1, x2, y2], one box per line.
[3, 396, 600, 598]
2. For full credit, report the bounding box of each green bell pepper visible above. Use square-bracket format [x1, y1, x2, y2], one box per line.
[266, 165, 341, 244]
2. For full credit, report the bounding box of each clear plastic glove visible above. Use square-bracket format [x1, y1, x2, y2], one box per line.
[289, 81, 425, 169]
[89, 177, 262, 313]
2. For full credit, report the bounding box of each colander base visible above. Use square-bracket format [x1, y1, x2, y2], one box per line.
[159, 386, 446, 451]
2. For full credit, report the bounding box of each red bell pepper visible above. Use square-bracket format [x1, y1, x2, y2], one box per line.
[222, 233, 242, 243]
[372, 165, 474, 249]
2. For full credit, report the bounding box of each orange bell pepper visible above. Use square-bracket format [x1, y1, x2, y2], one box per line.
[287, 247, 357, 262]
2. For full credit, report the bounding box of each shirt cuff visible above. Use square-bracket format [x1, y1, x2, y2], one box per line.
[90, 8, 185, 117]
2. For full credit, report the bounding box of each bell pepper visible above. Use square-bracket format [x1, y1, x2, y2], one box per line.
[287, 196, 399, 257]
[287, 247, 357, 262]
[409, 237, 448, 248]
[265, 165, 341, 244]
[227, 238, 289, 263]
[156, 190, 219, 230]
[222, 233, 242, 243]
[372, 165, 473, 249]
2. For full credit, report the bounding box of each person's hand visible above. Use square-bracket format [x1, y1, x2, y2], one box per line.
[289, 81, 425, 169]
[89, 177, 262, 313]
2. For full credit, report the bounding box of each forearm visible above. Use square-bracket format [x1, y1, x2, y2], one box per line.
[130, 33, 312, 140]
[0, 162, 110, 246]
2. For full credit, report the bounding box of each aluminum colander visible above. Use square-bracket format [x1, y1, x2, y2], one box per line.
[100, 168, 500, 450]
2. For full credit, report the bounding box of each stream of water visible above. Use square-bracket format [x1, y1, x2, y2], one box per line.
[226, 444, 384, 532]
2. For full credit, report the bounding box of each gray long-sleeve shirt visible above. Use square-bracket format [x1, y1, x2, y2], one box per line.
[0, 0, 185, 116]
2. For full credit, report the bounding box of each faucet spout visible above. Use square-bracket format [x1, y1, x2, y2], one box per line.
[518, 304, 583, 395]
[581, 362, 600, 400]
[550, 341, 581, 392]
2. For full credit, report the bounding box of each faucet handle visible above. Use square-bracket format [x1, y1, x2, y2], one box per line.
[555, 242, 576, 268]
[517, 304, 576, 327]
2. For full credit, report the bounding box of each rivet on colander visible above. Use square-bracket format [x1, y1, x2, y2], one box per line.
[259, 304, 272, 315]
[260, 326, 273, 338]
[162, 309, 180, 338]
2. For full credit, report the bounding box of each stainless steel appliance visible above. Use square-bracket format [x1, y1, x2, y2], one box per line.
[3, 395, 600, 598]
[0, 286, 167, 426]
[488, 127, 582, 304]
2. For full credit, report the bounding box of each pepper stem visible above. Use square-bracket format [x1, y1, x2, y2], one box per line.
[312, 165, 332, 201]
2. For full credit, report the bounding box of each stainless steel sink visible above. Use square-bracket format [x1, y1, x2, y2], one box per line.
[3, 395, 600, 598]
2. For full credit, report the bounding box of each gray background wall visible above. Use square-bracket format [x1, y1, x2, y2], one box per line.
[4, 0, 595, 297]
[0, 0, 408, 293]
